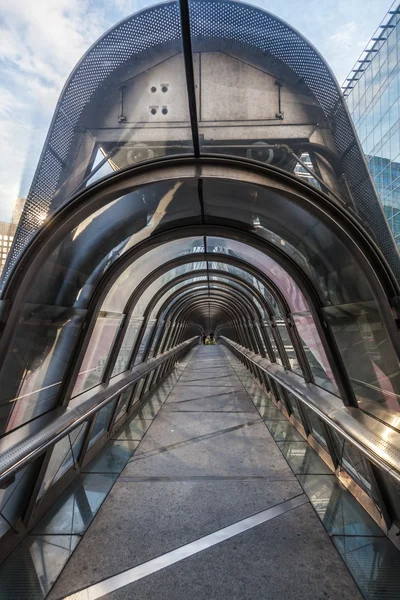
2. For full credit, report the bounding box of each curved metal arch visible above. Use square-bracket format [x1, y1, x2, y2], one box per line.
[163, 289, 259, 329]
[57, 247, 304, 405]
[156, 284, 264, 354]
[2, 161, 399, 409]
[147, 269, 272, 320]
[66, 249, 293, 395]
[158, 282, 264, 324]
[6, 159, 398, 310]
[106, 268, 271, 379]
[174, 297, 255, 353]
[155, 298, 242, 360]
[181, 304, 254, 354]
[135, 274, 270, 365]
[149, 270, 276, 359]
[164, 290, 261, 352]
[1, 163, 399, 416]
[173, 298, 246, 337]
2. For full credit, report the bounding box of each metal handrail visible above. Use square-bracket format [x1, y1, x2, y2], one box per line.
[0, 337, 198, 487]
[220, 336, 400, 484]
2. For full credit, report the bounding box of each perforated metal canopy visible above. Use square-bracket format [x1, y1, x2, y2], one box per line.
[6, 0, 400, 284]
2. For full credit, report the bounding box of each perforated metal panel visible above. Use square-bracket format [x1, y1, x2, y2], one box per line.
[5, 1, 183, 282]
[7, 0, 400, 283]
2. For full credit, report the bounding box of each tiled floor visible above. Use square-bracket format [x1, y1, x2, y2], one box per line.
[1, 346, 399, 599]
[225, 347, 400, 600]
[0, 356, 190, 600]
[46, 346, 361, 599]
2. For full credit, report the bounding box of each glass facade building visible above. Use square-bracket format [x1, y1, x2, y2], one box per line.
[344, 3, 400, 246]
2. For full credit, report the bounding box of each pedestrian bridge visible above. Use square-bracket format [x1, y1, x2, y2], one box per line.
[0, 1, 400, 598]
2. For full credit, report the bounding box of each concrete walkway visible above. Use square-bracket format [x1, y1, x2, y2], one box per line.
[49, 346, 362, 599]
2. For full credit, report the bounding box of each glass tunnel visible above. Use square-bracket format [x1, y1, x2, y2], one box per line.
[1, 0, 400, 596]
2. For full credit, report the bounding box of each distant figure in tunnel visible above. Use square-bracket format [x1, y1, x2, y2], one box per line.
[209, 332, 214, 342]
[202, 334, 207, 345]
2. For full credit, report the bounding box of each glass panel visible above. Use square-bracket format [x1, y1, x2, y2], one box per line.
[275, 319, 302, 375]
[262, 323, 279, 365]
[88, 398, 118, 448]
[34, 472, 118, 535]
[285, 389, 304, 424]
[112, 317, 143, 377]
[278, 441, 332, 474]
[38, 423, 88, 499]
[114, 389, 133, 424]
[0, 306, 86, 435]
[84, 440, 138, 474]
[207, 236, 309, 313]
[324, 302, 400, 415]
[0, 534, 80, 598]
[301, 404, 327, 448]
[299, 473, 384, 536]
[72, 314, 122, 397]
[134, 320, 156, 365]
[147, 321, 165, 359]
[0, 464, 36, 539]
[292, 312, 339, 395]
[102, 237, 204, 313]
[329, 428, 377, 502]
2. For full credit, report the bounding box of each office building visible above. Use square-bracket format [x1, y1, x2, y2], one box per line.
[344, 3, 400, 246]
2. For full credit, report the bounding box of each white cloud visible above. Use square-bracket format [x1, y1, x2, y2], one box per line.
[329, 22, 357, 44]
[0, 0, 108, 220]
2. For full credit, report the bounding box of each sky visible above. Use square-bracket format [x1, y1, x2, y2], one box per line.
[0, 0, 393, 222]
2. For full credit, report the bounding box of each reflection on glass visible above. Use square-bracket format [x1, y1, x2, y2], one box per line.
[298, 474, 383, 536]
[38, 424, 88, 500]
[275, 319, 302, 375]
[134, 320, 156, 365]
[333, 535, 400, 600]
[324, 302, 400, 414]
[114, 389, 133, 424]
[278, 441, 332, 475]
[301, 404, 327, 448]
[207, 237, 309, 313]
[73, 314, 122, 397]
[264, 322, 282, 365]
[285, 390, 303, 423]
[265, 420, 304, 442]
[84, 440, 138, 474]
[0, 305, 86, 435]
[0, 464, 35, 539]
[0, 534, 80, 599]
[112, 317, 143, 377]
[102, 237, 204, 313]
[34, 472, 118, 535]
[329, 428, 377, 502]
[89, 399, 118, 448]
[293, 312, 339, 395]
